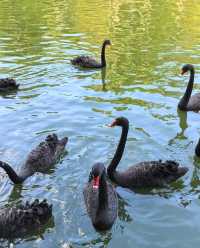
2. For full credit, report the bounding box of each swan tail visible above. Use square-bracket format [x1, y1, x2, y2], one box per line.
[0, 161, 24, 184]
[0, 78, 18, 89]
[20, 199, 52, 223]
[165, 160, 188, 177]
[152, 160, 188, 179]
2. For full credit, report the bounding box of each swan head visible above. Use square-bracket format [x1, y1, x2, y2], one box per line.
[103, 39, 111, 47]
[109, 116, 129, 127]
[181, 64, 194, 75]
[90, 163, 106, 189]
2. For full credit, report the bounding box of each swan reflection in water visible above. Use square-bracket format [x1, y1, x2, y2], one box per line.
[168, 109, 188, 146]
[101, 68, 107, 92]
[117, 192, 133, 223]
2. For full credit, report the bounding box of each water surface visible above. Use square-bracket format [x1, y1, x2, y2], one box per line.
[0, 0, 200, 247]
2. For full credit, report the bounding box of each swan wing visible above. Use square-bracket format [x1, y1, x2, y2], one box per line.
[117, 160, 187, 188]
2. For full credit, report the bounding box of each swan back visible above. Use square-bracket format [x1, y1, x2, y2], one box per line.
[23, 134, 68, 175]
[0, 199, 52, 238]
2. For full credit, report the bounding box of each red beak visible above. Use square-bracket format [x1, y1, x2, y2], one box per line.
[92, 176, 100, 189]
[108, 120, 117, 127]
[181, 69, 185, 75]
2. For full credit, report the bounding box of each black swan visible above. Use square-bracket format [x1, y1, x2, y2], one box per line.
[0, 199, 52, 238]
[83, 163, 118, 230]
[0, 78, 19, 92]
[71, 40, 111, 68]
[195, 138, 200, 157]
[107, 117, 188, 189]
[0, 134, 68, 184]
[178, 64, 200, 112]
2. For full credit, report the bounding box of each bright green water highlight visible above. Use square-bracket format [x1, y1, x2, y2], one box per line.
[0, 0, 200, 247]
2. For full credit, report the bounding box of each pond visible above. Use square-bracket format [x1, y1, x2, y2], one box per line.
[0, 0, 200, 247]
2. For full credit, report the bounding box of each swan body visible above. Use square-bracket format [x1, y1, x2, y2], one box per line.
[0, 78, 19, 92]
[110, 160, 187, 188]
[0, 134, 68, 184]
[107, 117, 188, 189]
[178, 64, 200, 112]
[185, 93, 200, 111]
[71, 40, 111, 68]
[71, 56, 103, 68]
[83, 163, 117, 230]
[0, 199, 52, 239]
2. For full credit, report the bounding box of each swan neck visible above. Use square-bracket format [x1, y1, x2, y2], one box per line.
[107, 122, 128, 179]
[195, 138, 200, 157]
[101, 43, 106, 67]
[179, 68, 194, 110]
[97, 175, 108, 210]
[0, 162, 24, 184]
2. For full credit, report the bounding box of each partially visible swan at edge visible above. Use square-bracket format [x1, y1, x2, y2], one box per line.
[178, 64, 200, 112]
[0, 78, 19, 92]
[195, 138, 200, 157]
[0, 199, 52, 238]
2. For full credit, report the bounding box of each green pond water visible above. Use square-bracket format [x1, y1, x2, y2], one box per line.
[0, 0, 200, 247]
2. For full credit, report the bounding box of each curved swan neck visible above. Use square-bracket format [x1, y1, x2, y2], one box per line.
[178, 68, 195, 110]
[98, 174, 108, 211]
[0, 162, 24, 184]
[107, 121, 129, 179]
[101, 42, 107, 67]
[195, 138, 200, 157]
